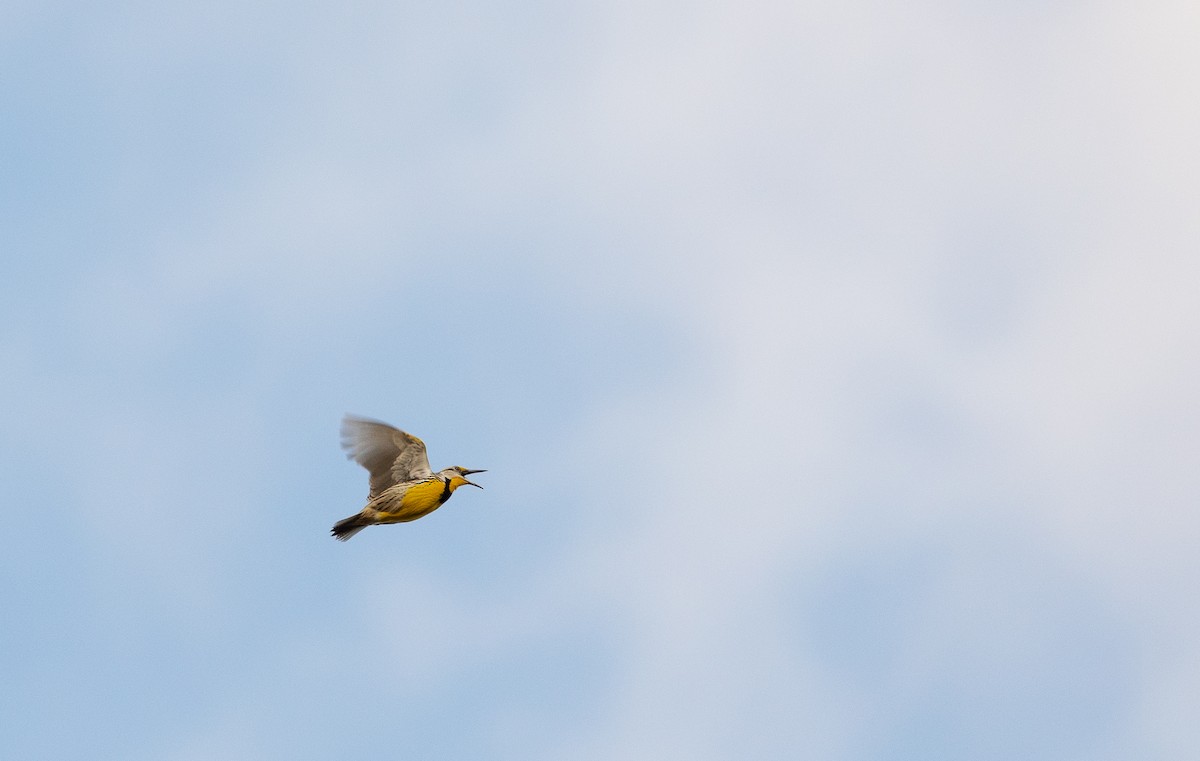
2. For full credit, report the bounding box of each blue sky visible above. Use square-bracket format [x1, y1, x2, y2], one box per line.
[4, 1, 1199, 758]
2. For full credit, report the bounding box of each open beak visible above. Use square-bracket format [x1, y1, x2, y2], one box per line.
[462, 468, 486, 488]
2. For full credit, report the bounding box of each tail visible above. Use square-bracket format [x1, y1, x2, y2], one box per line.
[332, 513, 370, 541]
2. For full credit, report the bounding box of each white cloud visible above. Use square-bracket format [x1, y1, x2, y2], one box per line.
[471, 2, 1200, 756]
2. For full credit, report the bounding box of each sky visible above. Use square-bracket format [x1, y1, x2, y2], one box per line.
[3, 1, 1199, 758]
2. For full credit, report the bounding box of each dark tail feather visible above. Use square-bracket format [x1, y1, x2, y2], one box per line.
[332, 514, 369, 541]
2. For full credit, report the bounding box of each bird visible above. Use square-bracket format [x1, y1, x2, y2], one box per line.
[331, 415, 485, 541]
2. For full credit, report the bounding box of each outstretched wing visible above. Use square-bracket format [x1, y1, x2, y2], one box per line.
[340, 415, 433, 496]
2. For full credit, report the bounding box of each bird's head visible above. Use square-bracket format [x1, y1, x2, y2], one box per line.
[442, 465, 486, 490]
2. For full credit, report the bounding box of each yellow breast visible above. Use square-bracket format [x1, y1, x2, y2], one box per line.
[373, 478, 450, 524]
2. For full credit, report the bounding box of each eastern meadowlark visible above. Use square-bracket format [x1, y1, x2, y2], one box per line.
[332, 415, 485, 541]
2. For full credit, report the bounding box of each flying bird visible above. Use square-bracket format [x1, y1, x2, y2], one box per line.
[332, 415, 485, 541]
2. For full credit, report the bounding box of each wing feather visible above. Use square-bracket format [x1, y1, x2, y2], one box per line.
[340, 415, 433, 496]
